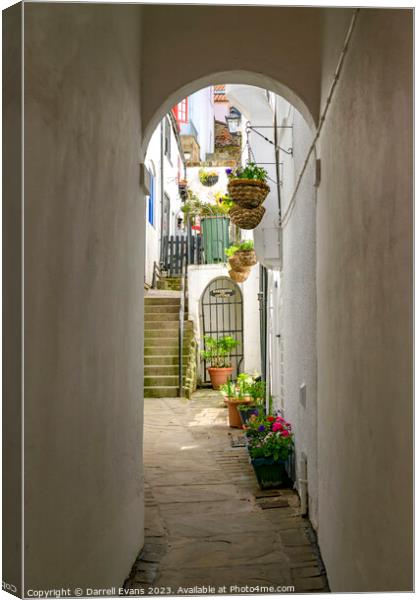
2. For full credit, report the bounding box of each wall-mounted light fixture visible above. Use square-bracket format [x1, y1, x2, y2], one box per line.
[225, 107, 242, 134]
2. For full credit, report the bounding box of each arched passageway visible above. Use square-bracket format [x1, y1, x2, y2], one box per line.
[16, 3, 412, 596]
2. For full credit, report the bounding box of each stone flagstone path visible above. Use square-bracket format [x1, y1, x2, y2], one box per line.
[124, 391, 329, 594]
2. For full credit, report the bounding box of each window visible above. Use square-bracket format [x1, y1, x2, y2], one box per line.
[173, 98, 188, 124]
[148, 174, 155, 226]
[164, 118, 171, 161]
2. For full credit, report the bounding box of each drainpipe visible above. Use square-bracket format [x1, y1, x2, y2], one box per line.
[299, 453, 308, 516]
[273, 95, 282, 223]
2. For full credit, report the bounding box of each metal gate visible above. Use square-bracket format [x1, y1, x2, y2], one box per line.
[200, 277, 244, 383]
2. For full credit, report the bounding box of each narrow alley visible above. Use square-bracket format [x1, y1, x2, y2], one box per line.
[124, 392, 329, 594]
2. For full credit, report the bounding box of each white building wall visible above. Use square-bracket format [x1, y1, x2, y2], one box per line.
[144, 118, 184, 285]
[188, 264, 261, 380]
[227, 85, 318, 526]
[188, 87, 215, 160]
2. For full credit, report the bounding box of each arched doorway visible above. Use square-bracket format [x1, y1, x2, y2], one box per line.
[200, 276, 244, 383]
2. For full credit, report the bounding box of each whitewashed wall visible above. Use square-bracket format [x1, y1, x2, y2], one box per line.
[227, 85, 318, 526]
[188, 87, 215, 160]
[188, 264, 261, 379]
[144, 119, 184, 285]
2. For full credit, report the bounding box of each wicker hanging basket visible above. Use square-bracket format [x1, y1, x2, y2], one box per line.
[227, 179, 270, 209]
[229, 269, 250, 283]
[228, 255, 249, 273]
[201, 174, 219, 187]
[236, 249, 257, 267]
[229, 204, 266, 230]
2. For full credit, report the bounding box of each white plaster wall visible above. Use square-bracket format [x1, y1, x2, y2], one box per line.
[145, 126, 161, 285]
[316, 8, 413, 591]
[279, 108, 318, 526]
[226, 85, 318, 525]
[188, 265, 260, 378]
[188, 87, 215, 160]
[186, 165, 229, 204]
[144, 119, 184, 285]
[24, 3, 144, 591]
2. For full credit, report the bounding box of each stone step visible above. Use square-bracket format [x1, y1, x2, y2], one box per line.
[145, 305, 180, 314]
[144, 345, 191, 356]
[144, 297, 180, 306]
[144, 386, 179, 398]
[144, 365, 186, 376]
[144, 312, 179, 321]
[144, 374, 179, 387]
[144, 321, 193, 331]
[144, 326, 193, 338]
[144, 355, 187, 365]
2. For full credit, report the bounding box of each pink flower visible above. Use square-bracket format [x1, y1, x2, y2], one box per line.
[276, 416, 285, 422]
[280, 430, 290, 437]
[272, 422, 283, 432]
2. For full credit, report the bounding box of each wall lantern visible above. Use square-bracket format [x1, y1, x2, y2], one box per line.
[225, 107, 242, 134]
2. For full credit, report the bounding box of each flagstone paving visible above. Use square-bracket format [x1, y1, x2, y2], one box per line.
[124, 390, 329, 594]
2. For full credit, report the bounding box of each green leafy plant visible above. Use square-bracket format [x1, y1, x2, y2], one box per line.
[220, 380, 237, 398]
[201, 335, 239, 368]
[181, 189, 230, 218]
[237, 240, 254, 252]
[214, 192, 234, 213]
[226, 162, 268, 182]
[225, 244, 240, 258]
[249, 380, 266, 403]
[225, 240, 254, 258]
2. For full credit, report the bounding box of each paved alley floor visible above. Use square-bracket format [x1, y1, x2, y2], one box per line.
[125, 391, 329, 595]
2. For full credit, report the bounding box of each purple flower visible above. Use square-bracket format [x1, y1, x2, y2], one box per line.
[258, 425, 265, 432]
[225, 168, 232, 175]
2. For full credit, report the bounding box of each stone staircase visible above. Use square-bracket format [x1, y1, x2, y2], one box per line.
[144, 291, 195, 398]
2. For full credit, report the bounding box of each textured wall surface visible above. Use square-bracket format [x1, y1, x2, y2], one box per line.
[317, 8, 413, 592]
[280, 108, 318, 526]
[3, 3, 23, 594]
[24, 4, 144, 591]
[141, 5, 322, 145]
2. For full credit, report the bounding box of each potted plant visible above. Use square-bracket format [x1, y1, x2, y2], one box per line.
[226, 163, 270, 229]
[199, 168, 219, 187]
[201, 335, 239, 389]
[225, 240, 257, 283]
[220, 377, 251, 428]
[239, 378, 266, 425]
[245, 413, 294, 489]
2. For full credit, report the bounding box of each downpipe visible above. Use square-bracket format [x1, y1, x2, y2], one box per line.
[299, 452, 308, 516]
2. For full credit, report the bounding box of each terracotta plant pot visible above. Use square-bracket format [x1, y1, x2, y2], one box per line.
[227, 398, 251, 428]
[207, 367, 233, 390]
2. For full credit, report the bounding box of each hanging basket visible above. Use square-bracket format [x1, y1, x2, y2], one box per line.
[229, 204, 265, 230]
[200, 174, 219, 187]
[235, 249, 257, 268]
[227, 179, 270, 209]
[229, 269, 250, 283]
[228, 255, 249, 273]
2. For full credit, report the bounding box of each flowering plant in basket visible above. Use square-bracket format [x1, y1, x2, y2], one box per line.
[226, 163, 270, 230]
[246, 414, 294, 462]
